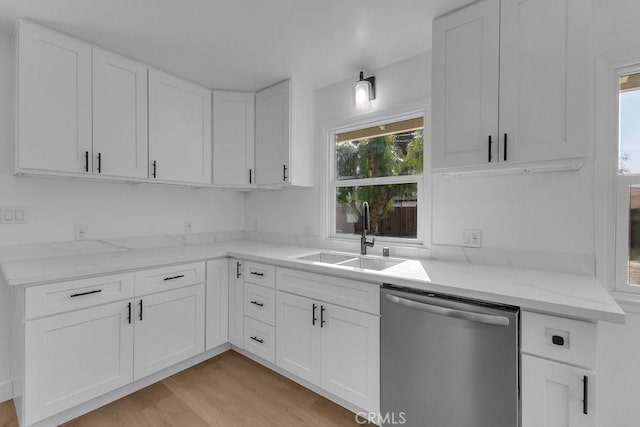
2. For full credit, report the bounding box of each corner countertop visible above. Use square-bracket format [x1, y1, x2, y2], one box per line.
[0, 236, 625, 324]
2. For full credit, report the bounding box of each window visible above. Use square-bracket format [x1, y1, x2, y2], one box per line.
[616, 69, 640, 292]
[329, 116, 424, 242]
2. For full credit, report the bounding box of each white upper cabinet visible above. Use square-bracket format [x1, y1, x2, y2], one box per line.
[148, 70, 212, 185]
[432, 0, 588, 170]
[212, 91, 255, 186]
[432, 0, 500, 169]
[16, 21, 92, 175]
[498, 0, 588, 163]
[255, 80, 314, 187]
[92, 49, 148, 179]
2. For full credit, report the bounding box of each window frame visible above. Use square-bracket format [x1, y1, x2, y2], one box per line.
[614, 64, 640, 294]
[325, 109, 429, 246]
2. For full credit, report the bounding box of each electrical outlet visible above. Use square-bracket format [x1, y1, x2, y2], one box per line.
[462, 229, 482, 248]
[185, 220, 193, 233]
[75, 224, 88, 241]
[0, 207, 27, 224]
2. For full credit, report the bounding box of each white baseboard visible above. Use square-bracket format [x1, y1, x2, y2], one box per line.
[0, 379, 12, 403]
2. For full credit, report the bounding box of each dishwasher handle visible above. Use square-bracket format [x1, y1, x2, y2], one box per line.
[385, 294, 510, 327]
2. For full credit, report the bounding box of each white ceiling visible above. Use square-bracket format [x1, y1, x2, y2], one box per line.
[0, 0, 472, 91]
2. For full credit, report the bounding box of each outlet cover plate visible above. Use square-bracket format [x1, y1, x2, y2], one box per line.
[75, 224, 88, 241]
[462, 229, 482, 248]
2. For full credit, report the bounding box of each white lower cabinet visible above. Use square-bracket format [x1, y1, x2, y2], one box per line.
[522, 355, 595, 427]
[205, 259, 229, 350]
[228, 258, 245, 348]
[133, 284, 205, 380]
[275, 268, 380, 415]
[275, 292, 321, 384]
[24, 300, 134, 425]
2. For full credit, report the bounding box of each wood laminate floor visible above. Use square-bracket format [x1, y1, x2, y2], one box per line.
[0, 350, 369, 426]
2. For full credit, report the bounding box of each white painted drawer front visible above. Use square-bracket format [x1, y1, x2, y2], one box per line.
[25, 273, 135, 319]
[244, 282, 276, 326]
[244, 261, 276, 288]
[243, 316, 275, 364]
[522, 311, 597, 369]
[134, 262, 205, 296]
[276, 268, 380, 315]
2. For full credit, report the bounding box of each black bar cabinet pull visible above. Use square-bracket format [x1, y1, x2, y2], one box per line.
[583, 375, 588, 415]
[312, 303, 317, 326]
[249, 169, 252, 184]
[236, 261, 242, 278]
[250, 271, 264, 277]
[250, 336, 264, 344]
[139, 299, 143, 321]
[503, 133, 508, 161]
[251, 300, 264, 307]
[97, 152, 102, 173]
[488, 135, 493, 163]
[70, 289, 102, 298]
[283, 164, 288, 181]
[164, 274, 185, 281]
[85, 151, 89, 172]
[127, 302, 132, 324]
[152, 160, 157, 178]
[320, 305, 326, 328]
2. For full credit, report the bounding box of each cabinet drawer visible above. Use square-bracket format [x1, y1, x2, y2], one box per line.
[243, 317, 275, 364]
[244, 282, 276, 326]
[521, 311, 596, 369]
[244, 261, 275, 288]
[276, 268, 380, 315]
[25, 273, 135, 319]
[134, 262, 205, 296]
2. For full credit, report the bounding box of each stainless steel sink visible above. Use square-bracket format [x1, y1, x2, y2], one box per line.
[296, 252, 357, 264]
[339, 257, 404, 271]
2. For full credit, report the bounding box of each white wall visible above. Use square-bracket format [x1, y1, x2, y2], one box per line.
[0, 30, 246, 399]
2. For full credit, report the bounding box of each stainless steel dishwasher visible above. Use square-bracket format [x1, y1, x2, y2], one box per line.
[381, 284, 519, 427]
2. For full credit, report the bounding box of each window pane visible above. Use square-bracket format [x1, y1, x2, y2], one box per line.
[619, 72, 640, 174]
[335, 184, 418, 238]
[335, 122, 423, 180]
[630, 185, 640, 286]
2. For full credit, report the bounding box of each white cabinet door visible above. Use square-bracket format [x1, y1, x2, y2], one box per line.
[498, 0, 588, 163]
[24, 300, 133, 425]
[206, 259, 229, 350]
[148, 70, 212, 184]
[92, 49, 148, 179]
[522, 355, 596, 427]
[320, 303, 379, 414]
[134, 284, 205, 379]
[255, 80, 290, 185]
[431, 0, 500, 169]
[275, 291, 321, 385]
[228, 259, 245, 348]
[17, 21, 92, 175]
[212, 91, 255, 186]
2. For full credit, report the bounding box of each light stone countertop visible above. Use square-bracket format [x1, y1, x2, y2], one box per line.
[0, 235, 625, 324]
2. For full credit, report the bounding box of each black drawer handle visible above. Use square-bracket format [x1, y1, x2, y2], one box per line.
[251, 300, 264, 307]
[139, 299, 143, 321]
[70, 289, 102, 298]
[503, 133, 508, 161]
[97, 152, 102, 173]
[152, 160, 157, 178]
[583, 375, 588, 415]
[85, 151, 89, 172]
[320, 305, 326, 328]
[249, 168, 252, 184]
[250, 336, 264, 344]
[164, 274, 185, 281]
[283, 164, 288, 181]
[250, 271, 264, 277]
[127, 302, 132, 324]
[236, 261, 242, 278]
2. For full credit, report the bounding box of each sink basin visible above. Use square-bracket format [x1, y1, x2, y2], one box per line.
[339, 257, 405, 271]
[297, 252, 357, 264]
